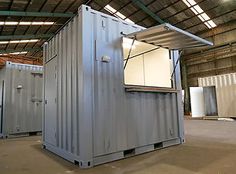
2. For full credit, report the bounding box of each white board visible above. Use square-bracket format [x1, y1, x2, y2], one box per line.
[190, 87, 205, 117]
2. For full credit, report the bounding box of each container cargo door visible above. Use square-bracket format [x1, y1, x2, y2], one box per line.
[44, 57, 57, 146]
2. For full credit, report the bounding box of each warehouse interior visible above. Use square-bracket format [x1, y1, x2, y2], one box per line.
[0, 0, 236, 173]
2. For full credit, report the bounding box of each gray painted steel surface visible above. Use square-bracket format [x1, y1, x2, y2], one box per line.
[203, 86, 218, 116]
[125, 23, 213, 49]
[0, 61, 43, 137]
[42, 5, 208, 168]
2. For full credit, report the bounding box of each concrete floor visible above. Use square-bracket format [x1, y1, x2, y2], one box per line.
[1, 120, 236, 174]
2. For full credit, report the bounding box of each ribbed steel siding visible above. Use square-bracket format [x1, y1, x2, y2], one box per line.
[199, 73, 236, 117]
[44, 5, 183, 167]
[2, 62, 43, 135]
[91, 12, 179, 156]
[44, 14, 81, 156]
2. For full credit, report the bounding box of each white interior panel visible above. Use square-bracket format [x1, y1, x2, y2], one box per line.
[123, 39, 172, 88]
[144, 48, 171, 87]
[190, 87, 205, 117]
[124, 55, 144, 86]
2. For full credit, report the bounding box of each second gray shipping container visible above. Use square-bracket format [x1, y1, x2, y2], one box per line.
[0, 61, 43, 137]
[43, 5, 212, 168]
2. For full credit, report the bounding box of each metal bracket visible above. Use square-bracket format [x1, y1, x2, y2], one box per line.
[170, 50, 183, 80]
[123, 37, 136, 69]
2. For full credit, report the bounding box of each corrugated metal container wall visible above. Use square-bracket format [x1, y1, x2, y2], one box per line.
[198, 73, 236, 117]
[0, 61, 43, 137]
[43, 5, 184, 168]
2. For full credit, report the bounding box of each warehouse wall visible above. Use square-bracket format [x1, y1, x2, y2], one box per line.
[181, 20, 236, 113]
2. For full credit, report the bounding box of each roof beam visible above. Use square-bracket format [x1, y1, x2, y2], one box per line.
[0, 34, 53, 40]
[0, 47, 42, 54]
[132, 0, 165, 24]
[0, 11, 74, 18]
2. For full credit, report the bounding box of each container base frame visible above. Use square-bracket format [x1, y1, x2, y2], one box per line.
[43, 137, 181, 168]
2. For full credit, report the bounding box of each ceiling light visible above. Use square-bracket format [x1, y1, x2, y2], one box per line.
[182, 0, 217, 29]
[0, 39, 39, 45]
[43, 22, 54, 25]
[10, 40, 20, 44]
[32, 22, 44, 25]
[19, 40, 30, 43]
[19, 22, 32, 25]
[28, 39, 39, 42]
[0, 41, 9, 44]
[104, 4, 135, 24]
[0, 21, 55, 26]
[5, 21, 18, 25]
[10, 51, 28, 55]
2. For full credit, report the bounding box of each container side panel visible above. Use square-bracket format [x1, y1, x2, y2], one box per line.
[43, 5, 183, 167]
[3, 62, 43, 136]
[44, 13, 82, 158]
[90, 10, 181, 156]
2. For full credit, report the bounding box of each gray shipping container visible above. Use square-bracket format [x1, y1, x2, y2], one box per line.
[43, 5, 212, 168]
[0, 61, 43, 138]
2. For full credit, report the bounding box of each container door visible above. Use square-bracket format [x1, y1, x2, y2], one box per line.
[44, 57, 57, 146]
[30, 72, 43, 132]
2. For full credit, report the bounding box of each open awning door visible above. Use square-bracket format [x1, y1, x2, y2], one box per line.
[125, 23, 213, 50]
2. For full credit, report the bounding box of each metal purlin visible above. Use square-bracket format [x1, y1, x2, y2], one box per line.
[124, 36, 136, 69]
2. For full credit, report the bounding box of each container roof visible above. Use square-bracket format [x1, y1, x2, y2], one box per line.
[125, 23, 213, 50]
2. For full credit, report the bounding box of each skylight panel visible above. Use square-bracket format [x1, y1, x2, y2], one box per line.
[104, 4, 135, 24]
[115, 12, 126, 19]
[125, 18, 135, 24]
[182, 0, 217, 29]
[104, 5, 117, 13]
[208, 20, 216, 28]
[200, 13, 210, 21]
[194, 5, 204, 13]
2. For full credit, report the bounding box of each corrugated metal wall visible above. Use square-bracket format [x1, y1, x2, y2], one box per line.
[199, 73, 236, 117]
[43, 5, 183, 167]
[0, 61, 43, 137]
[44, 11, 82, 158]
